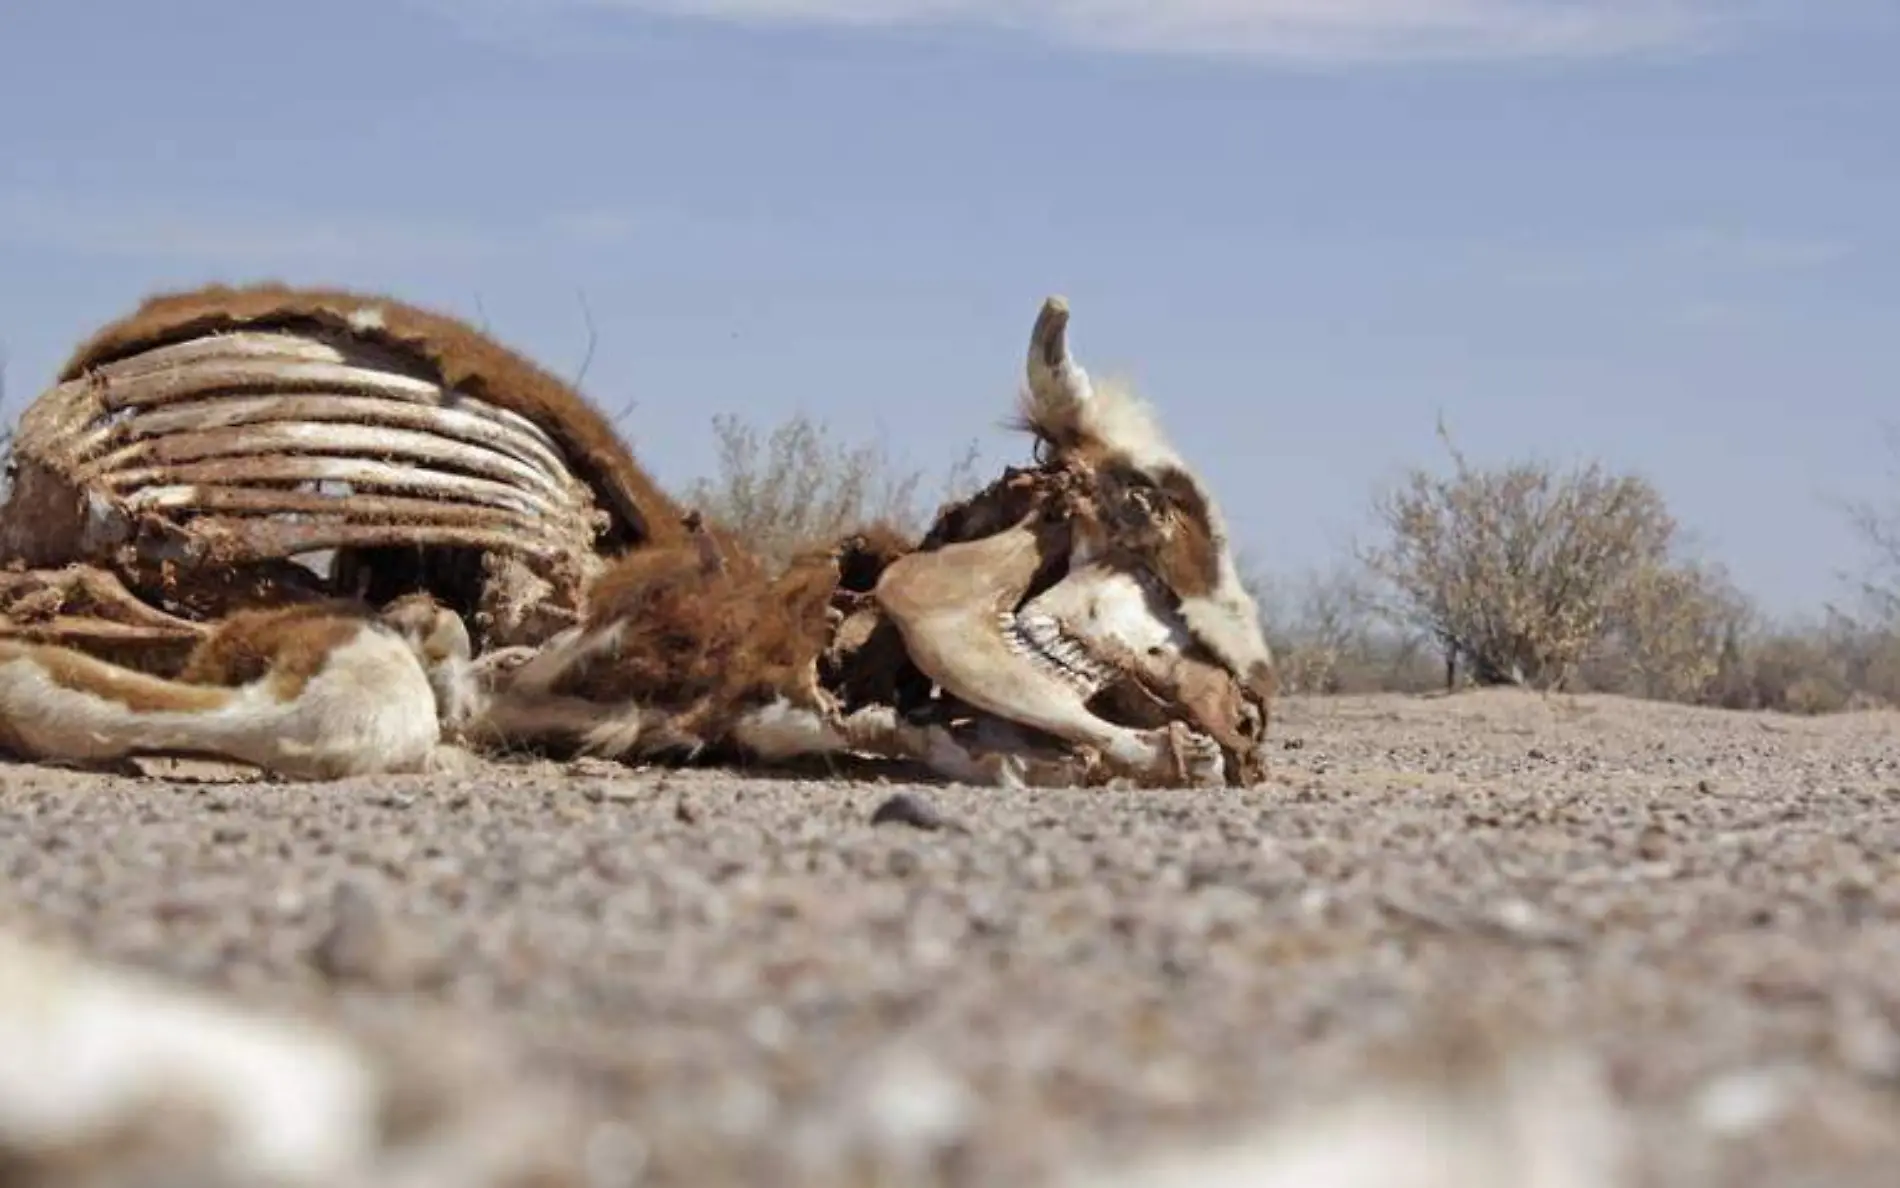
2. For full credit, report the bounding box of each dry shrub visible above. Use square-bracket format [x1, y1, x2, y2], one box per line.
[1728, 425, 1900, 712]
[1360, 422, 1718, 693]
[1247, 563, 1443, 695]
[1718, 628, 1847, 714]
[1580, 560, 1753, 703]
[1708, 612, 1900, 714]
[682, 411, 980, 572]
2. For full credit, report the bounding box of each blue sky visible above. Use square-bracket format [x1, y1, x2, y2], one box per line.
[1, 0, 1896, 617]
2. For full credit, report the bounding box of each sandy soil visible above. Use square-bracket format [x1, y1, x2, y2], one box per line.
[3, 689, 1899, 1187]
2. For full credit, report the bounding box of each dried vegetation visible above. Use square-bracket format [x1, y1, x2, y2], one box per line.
[1247, 419, 1900, 713]
[682, 410, 981, 572]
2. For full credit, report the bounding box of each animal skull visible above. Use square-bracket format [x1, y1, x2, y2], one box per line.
[871, 297, 1275, 787]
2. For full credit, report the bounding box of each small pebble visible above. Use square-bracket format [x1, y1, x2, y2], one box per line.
[871, 792, 951, 832]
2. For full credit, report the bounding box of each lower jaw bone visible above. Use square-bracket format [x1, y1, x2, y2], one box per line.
[873, 518, 1224, 786]
[1019, 563, 1266, 785]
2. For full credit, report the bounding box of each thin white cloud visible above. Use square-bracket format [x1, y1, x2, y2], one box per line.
[435, 0, 1775, 63]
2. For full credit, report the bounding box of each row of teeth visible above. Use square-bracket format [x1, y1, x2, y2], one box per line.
[997, 611, 1117, 695]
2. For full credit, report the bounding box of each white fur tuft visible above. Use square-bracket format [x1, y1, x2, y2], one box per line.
[1064, 375, 1188, 477]
[729, 697, 846, 761]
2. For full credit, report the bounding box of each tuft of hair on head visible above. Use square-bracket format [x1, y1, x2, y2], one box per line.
[1015, 295, 1184, 478]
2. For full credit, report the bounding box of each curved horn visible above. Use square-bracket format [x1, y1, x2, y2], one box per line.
[1025, 295, 1094, 415]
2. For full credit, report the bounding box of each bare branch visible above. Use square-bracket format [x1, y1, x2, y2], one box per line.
[571, 288, 598, 393]
[683, 410, 982, 572]
[1837, 421, 1900, 625]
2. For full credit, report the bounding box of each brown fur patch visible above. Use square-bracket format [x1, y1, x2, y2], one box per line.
[806, 522, 929, 715]
[562, 527, 842, 738]
[918, 468, 1059, 552]
[1, 641, 233, 714]
[60, 282, 685, 552]
[177, 601, 375, 699]
[1147, 466, 1222, 598]
[1245, 659, 1277, 708]
[823, 612, 930, 714]
[832, 521, 917, 594]
[911, 459, 1223, 605]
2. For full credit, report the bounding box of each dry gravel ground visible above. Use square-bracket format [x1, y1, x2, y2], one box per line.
[3, 689, 1900, 1187]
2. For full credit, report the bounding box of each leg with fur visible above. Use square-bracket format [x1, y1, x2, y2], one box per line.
[458, 611, 709, 762]
[0, 605, 446, 780]
[468, 688, 704, 762]
[375, 593, 481, 738]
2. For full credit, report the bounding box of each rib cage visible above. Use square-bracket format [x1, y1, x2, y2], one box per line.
[25, 328, 608, 560]
[0, 307, 636, 670]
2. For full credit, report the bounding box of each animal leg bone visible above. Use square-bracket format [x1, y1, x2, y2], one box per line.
[0, 609, 443, 780]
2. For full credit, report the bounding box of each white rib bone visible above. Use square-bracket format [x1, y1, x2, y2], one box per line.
[117, 486, 547, 535]
[101, 457, 571, 522]
[77, 423, 573, 505]
[76, 393, 574, 483]
[74, 331, 571, 458]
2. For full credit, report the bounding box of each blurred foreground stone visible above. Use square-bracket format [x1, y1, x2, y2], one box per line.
[0, 926, 591, 1188]
[1069, 1045, 1629, 1188]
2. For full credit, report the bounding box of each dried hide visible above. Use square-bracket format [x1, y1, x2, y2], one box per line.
[553, 518, 839, 737]
[469, 514, 850, 762]
[0, 283, 684, 670]
[821, 521, 934, 713]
